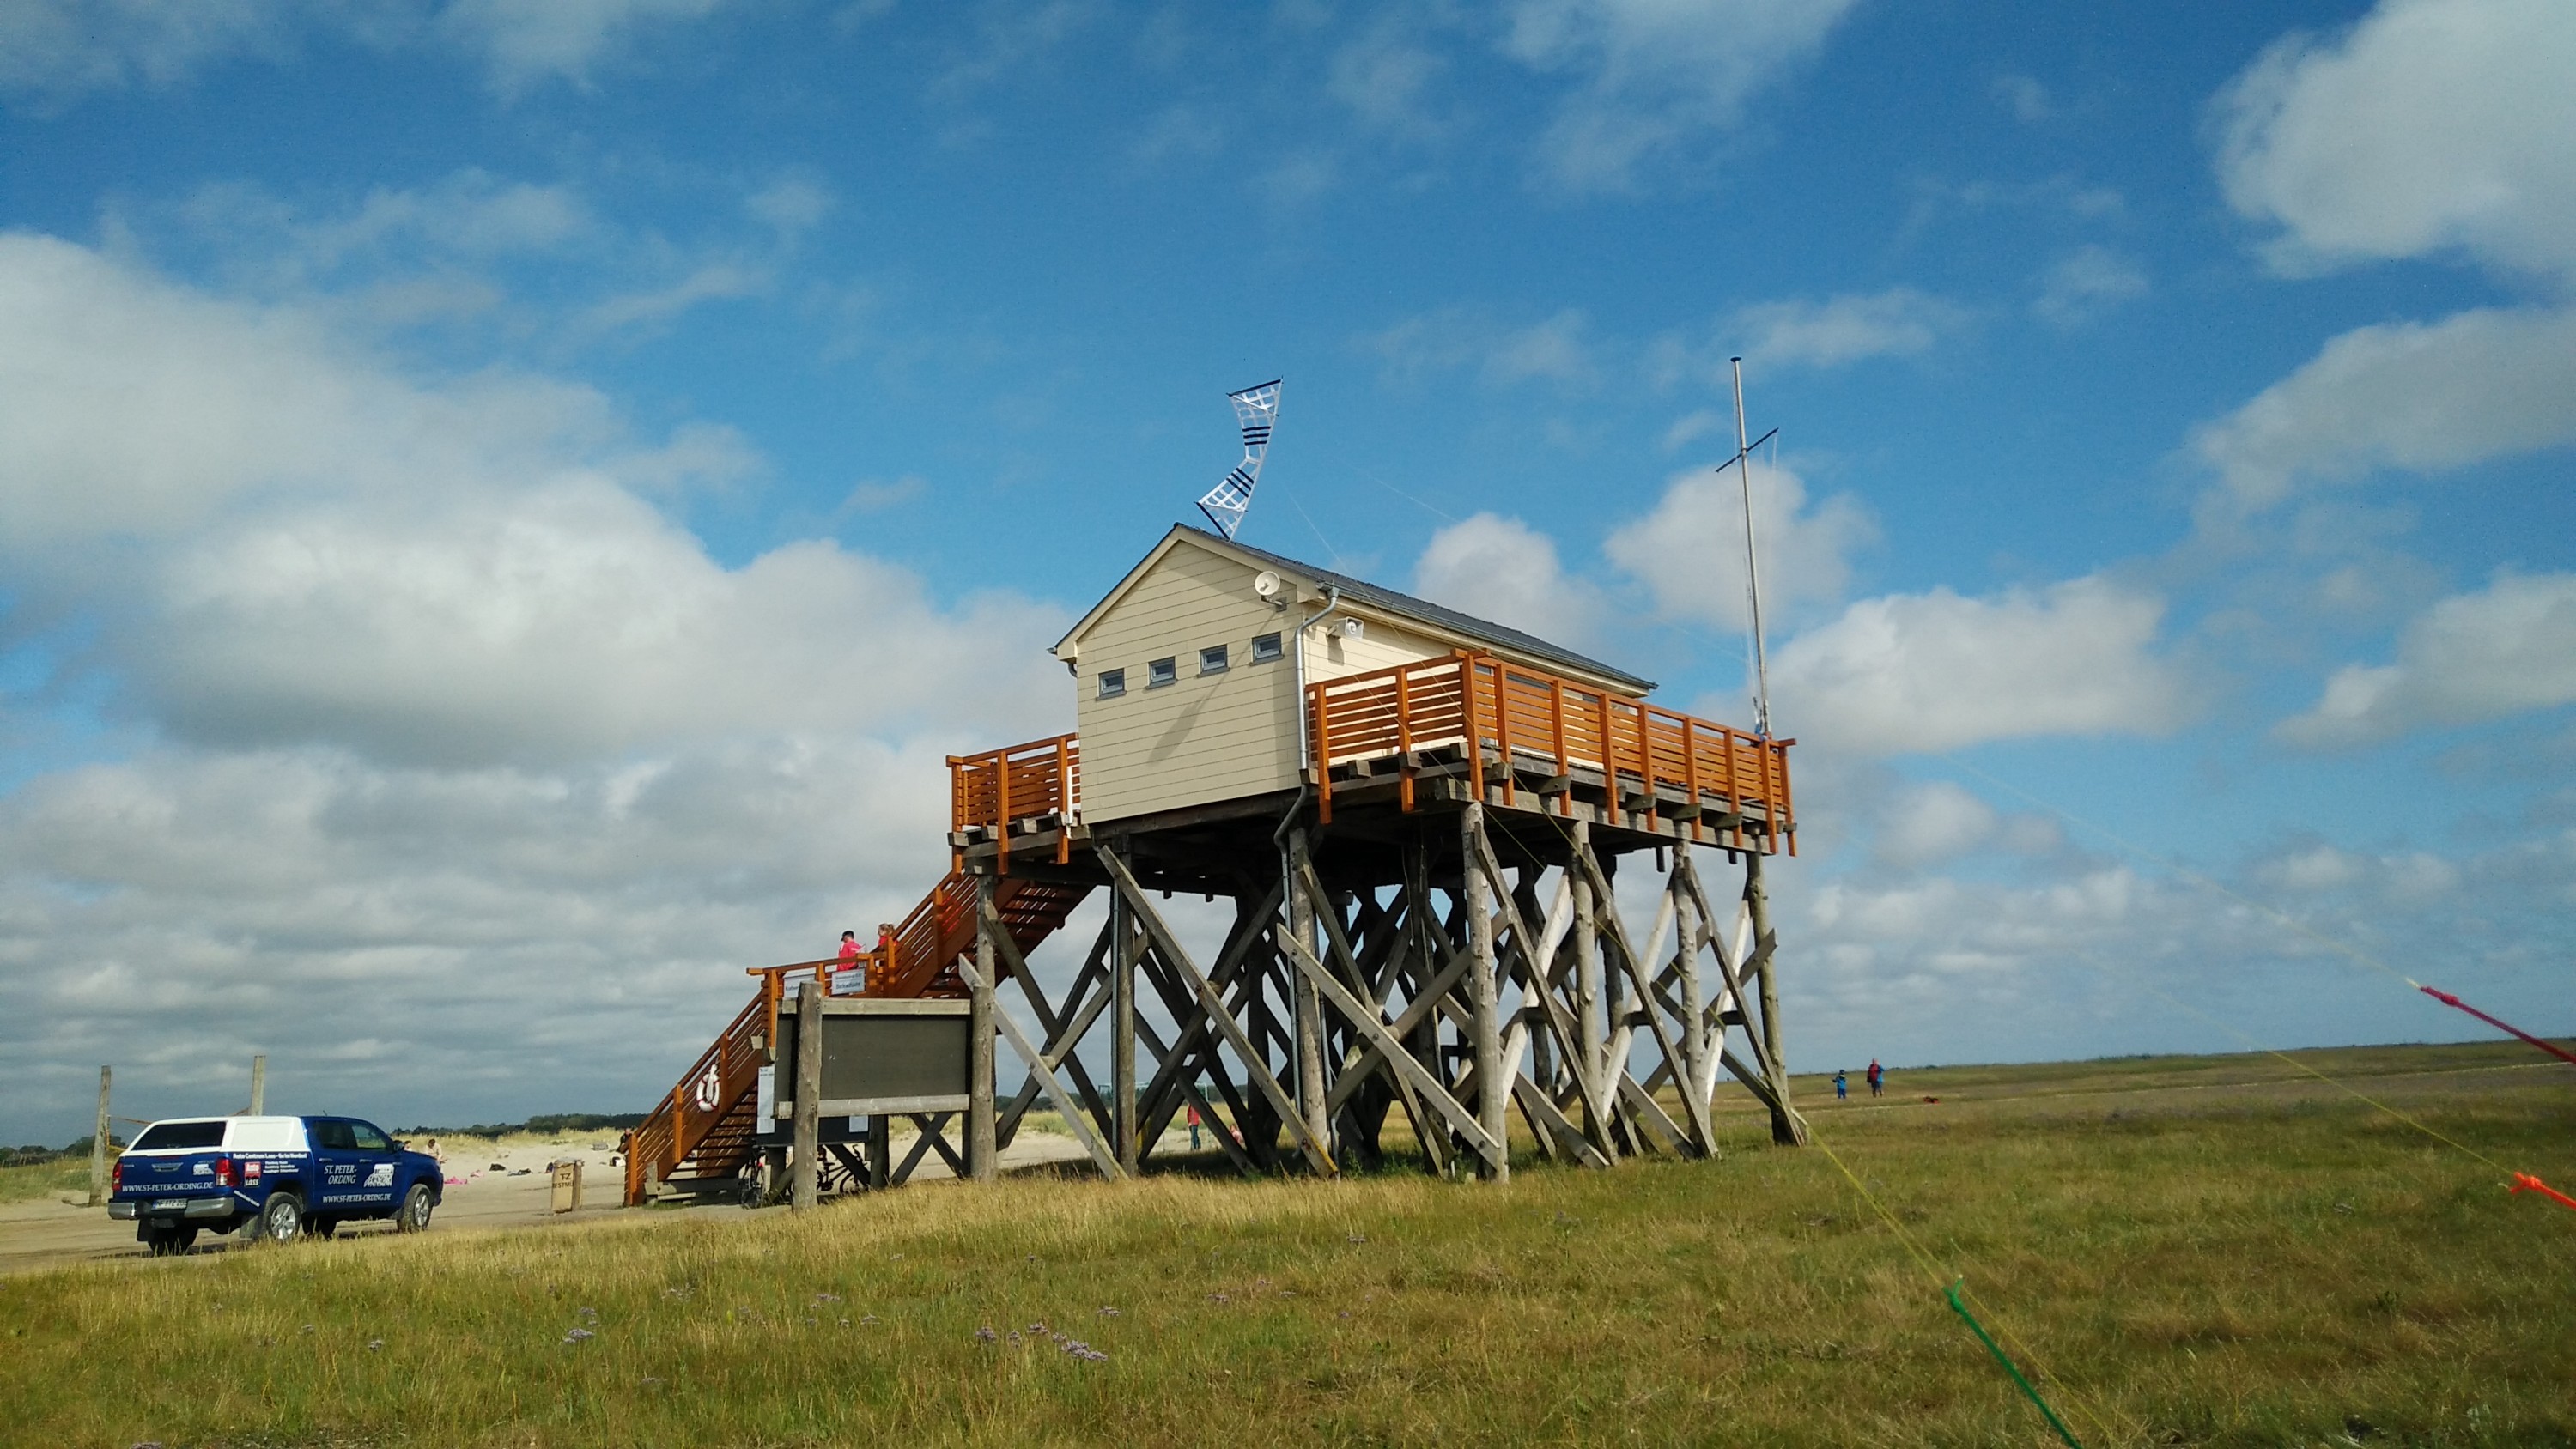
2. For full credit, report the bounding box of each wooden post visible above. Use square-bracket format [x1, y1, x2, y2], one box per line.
[1110, 843, 1138, 1173]
[1571, 819, 1603, 1126]
[1288, 828, 1330, 1152]
[87, 1066, 111, 1207]
[792, 981, 821, 1210]
[1673, 870, 1709, 1126]
[248, 1054, 265, 1116]
[1515, 871, 1553, 1095]
[866, 1114, 890, 1191]
[969, 871, 999, 1180]
[1745, 848, 1807, 1146]
[1461, 803, 1506, 1181]
[1599, 844, 1623, 1092]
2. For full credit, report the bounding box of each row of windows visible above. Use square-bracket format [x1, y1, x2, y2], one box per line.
[1097, 632, 1285, 699]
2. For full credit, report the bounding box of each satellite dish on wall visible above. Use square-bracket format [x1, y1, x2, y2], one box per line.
[1252, 570, 1282, 600]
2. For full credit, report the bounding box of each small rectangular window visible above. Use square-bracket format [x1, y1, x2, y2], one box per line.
[1097, 668, 1126, 700]
[1200, 644, 1229, 676]
[1250, 633, 1283, 664]
[1148, 656, 1178, 688]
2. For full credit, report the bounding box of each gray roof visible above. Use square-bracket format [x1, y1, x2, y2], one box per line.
[1178, 524, 1656, 694]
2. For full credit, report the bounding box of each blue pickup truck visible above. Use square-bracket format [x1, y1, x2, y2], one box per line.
[108, 1115, 442, 1256]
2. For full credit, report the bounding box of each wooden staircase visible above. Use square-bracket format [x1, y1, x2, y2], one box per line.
[622, 868, 1091, 1206]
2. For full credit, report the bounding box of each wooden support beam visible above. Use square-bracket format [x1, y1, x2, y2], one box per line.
[981, 895, 1116, 1143]
[1463, 832, 1617, 1161]
[792, 981, 821, 1210]
[1280, 931, 1505, 1174]
[1569, 845, 1719, 1159]
[1287, 828, 1331, 1152]
[1461, 802, 1507, 1181]
[1098, 848, 1334, 1177]
[997, 937, 1111, 1148]
[968, 876, 999, 1180]
[1110, 847, 1137, 1173]
[1132, 884, 1281, 1155]
[957, 956, 1125, 1181]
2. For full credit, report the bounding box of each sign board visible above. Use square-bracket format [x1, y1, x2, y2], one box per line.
[776, 998, 979, 1119]
[549, 1159, 582, 1214]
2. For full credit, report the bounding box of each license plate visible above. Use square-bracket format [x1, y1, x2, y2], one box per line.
[152, 1199, 186, 1212]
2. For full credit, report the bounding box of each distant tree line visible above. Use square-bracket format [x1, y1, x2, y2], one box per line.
[398, 1113, 648, 1138]
[8, 1135, 123, 1167]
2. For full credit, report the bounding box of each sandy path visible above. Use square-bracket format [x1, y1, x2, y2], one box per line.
[0, 1128, 1107, 1276]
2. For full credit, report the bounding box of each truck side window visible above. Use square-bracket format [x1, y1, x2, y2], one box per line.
[351, 1123, 392, 1151]
[312, 1120, 355, 1150]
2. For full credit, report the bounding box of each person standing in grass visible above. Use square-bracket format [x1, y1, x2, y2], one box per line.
[1187, 1104, 1202, 1150]
[1867, 1059, 1884, 1098]
[1834, 1070, 1847, 1100]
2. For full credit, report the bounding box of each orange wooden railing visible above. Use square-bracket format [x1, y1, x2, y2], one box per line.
[1305, 652, 1795, 852]
[949, 732, 1080, 872]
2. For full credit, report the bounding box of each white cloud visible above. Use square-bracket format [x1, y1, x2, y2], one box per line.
[0, 233, 1083, 1141]
[1412, 513, 1610, 649]
[2196, 0, 2576, 511]
[1603, 458, 1875, 631]
[1768, 577, 2193, 755]
[0, 0, 734, 101]
[1363, 307, 1596, 389]
[0, 232, 612, 546]
[1727, 288, 1969, 372]
[575, 261, 766, 337]
[0, 0, 308, 100]
[2279, 571, 2576, 747]
[1992, 74, 2050, 123]
[1499, 0, 1861, 191]
[1871, 781, 1997, 868]
[177, 170, 601, 293]
[2215, 0, 2576, 282]
[2191, 306, 2576, 510]
[2033, 245, 2148, 327]
[1328, 19, 1452, 140]
[0, 233, 1066, 769]
[440, 0, 726, 92]
[745, 176, 833, 240]
[0, 736, 963, 1137]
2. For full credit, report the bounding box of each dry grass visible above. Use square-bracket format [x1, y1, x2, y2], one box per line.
[5, 1042, 2573, 1447]
[0, 1158, 97, 1204]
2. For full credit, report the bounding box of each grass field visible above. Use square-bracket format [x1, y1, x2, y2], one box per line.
[5, 1042, 2572, 1447]
[0, 1157, 96, 1204]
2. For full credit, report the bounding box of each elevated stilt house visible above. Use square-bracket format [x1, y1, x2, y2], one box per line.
[630, 524, 1805, 1204]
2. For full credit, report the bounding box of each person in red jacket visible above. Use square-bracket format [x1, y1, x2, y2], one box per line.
[1867, 1059, 1884, 1098]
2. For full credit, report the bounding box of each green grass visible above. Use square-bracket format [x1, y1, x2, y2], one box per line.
[5, 1042, 2573, 1447]
[0, 1156, 98, 1204]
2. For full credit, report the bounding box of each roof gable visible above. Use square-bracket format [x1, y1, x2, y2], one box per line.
[1057, 524, 1655, 695]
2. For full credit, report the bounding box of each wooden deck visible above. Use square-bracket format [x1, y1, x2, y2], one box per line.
[945, 651, 1795, 869]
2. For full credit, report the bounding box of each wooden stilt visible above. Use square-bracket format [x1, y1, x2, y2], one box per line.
[1461, 802, 1507, 1181]
[1109, 844, 1138, 1173]
[969, 872, 999, 1180]
[792, 980, 821, 1210]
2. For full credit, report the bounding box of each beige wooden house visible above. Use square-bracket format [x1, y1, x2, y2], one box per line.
[1054, 524, 1653, 826]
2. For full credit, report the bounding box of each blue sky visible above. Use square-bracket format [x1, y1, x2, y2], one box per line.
[2, 0, 2570, 1142]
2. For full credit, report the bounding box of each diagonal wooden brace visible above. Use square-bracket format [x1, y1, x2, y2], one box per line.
[1097, 848, 1335, 1177]
[957, 956, 1126, 1181]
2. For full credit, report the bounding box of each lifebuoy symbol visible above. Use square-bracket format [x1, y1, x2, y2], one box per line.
[692, 1062, 722, 1113]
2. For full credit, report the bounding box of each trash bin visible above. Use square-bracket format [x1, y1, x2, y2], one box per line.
[550, 1159, 582, 1214]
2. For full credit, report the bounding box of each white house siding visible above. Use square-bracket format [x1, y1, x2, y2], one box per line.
[1304, 610, 1452, 685]
[1072, 539, 1302, 824]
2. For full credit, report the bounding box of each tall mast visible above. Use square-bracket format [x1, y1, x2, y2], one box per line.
[1730, 356, 1772, 739]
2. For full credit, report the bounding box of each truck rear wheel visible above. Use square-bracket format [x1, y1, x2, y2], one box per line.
[249, 1192, 303, 1246]
[395, 1183, 434, 1234]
